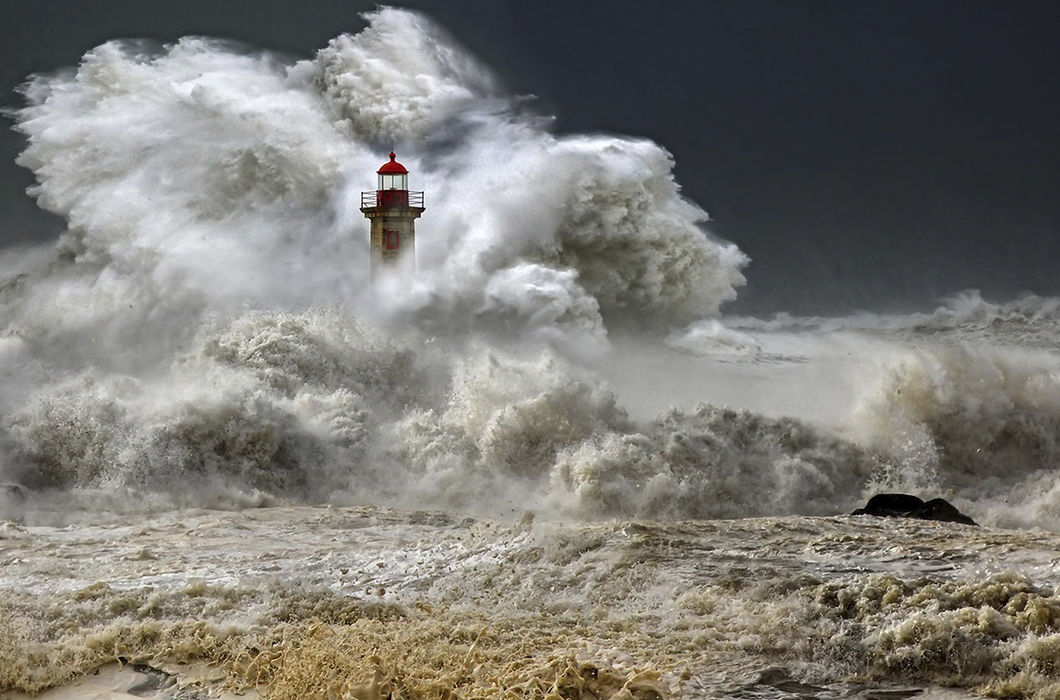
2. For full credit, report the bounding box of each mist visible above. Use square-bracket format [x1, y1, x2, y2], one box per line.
[4, 8, 1060, 531]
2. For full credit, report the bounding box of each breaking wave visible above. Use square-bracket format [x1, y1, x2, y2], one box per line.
[1, 306, 878, 522]
[853, 341, 1060, 530]
[4, 8, 1060, 532]
[0, 7, 752, 521]
[11, 7, 745, 344]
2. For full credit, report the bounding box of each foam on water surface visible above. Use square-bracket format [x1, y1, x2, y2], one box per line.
[4, 7, 1060, 699]
[3, 6, 1060, 530]
[3, 506, 1058, 697]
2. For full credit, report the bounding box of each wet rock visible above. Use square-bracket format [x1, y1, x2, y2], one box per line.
[851, 493, 977, 526]
[853, 493, 924, 517]
[916, 497, 978, 525]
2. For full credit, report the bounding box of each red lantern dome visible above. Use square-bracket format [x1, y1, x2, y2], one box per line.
[377, 152, 408, 175]
[375, 152, 409, 193]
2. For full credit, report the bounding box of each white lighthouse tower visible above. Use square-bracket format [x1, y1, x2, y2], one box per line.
[359, 153, 425, 279]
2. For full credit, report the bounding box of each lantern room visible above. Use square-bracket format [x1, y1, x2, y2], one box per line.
[362, 152, 424, 210]
[377, 152, 408, 191]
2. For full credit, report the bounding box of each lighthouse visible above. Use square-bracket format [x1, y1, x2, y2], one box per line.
[360, 153, 425, 279]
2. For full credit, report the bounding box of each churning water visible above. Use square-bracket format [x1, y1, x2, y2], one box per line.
[3, 8, 1060, 699]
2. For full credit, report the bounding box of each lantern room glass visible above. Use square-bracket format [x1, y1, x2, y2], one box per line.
[378, 173, 408, 190]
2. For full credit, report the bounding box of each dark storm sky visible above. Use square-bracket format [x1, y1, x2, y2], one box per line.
[3, 1, 1059, 315]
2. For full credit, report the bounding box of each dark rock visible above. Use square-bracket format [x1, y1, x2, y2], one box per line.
[852, 493, 925, 517]
[851, 493, 977, 526]
[917, 498, 978, 526]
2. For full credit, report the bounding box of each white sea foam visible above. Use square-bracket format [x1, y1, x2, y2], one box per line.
[2, 8, 748, 516]
[4, 8, 1060, 534]
[851, 342, 1060, 529]
[12, 7, 745, 345]
[8, 10, 1060, 698]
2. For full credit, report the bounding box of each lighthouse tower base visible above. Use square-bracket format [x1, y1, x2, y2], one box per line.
[361, 206, 423, 279]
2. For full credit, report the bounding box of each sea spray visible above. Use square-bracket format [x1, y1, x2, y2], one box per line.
[1, 7, 765, 522]
[2, 306, 883, 520]
[11, 7, 745, 345]
[852, 342, 1060, 529]
[7, 7, 1060, 699]
[8, 7, 1060, 531]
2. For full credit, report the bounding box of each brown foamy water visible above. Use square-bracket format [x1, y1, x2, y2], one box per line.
[3, 505, 1059, 698]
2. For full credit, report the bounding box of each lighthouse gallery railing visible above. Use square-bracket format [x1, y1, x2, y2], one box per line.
[360, 191, 424, 209]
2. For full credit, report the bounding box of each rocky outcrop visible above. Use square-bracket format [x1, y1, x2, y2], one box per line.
[851, 493, 977, 526]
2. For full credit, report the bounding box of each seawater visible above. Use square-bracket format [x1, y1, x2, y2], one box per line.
[4, 503, 1060, 698]
[3, 8, 1060, 698]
